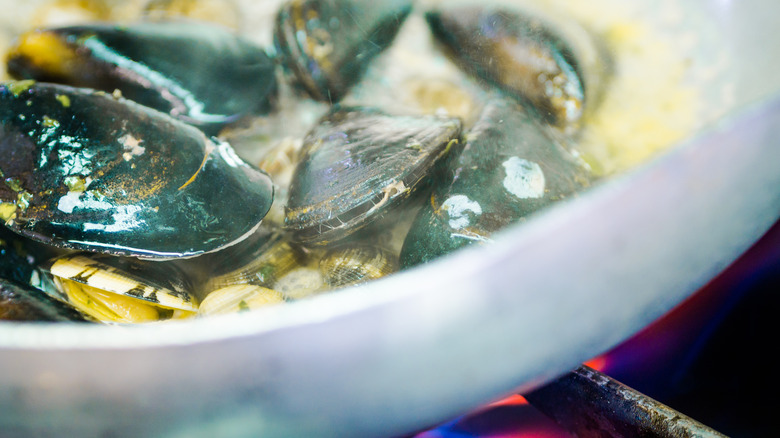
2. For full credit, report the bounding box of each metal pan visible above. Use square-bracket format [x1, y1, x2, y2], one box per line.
[1, 0, 779, 436]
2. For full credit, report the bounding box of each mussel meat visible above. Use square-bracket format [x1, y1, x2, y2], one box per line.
[6, 21, 277, 135]
[284, 106, 462, 245]
[0, 81, 273, 259]
[46, 253, 197, 323]
[274, 0, 412, 102]
[400, 97, 591, 268]
[198, 284, 285, 316]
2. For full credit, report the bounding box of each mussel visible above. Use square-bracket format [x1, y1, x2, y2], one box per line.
[0, 0, 613, 324]
[0, 226, 46, 287]
[284, 106, 462, 245]
[0, 81, 274, 259]
[400, 97, 591, 268]
[45, 253, 197, 323]
[202, 229, 305, 295]
[319, 244, 397, 288]
[1, 278, 90, 322]
[5, 21, 277, 135]
[198, 284, 285, 316]
[1, 228, 89, 322]
[426, 6, 607, 132]
[274, 0, 412, 102]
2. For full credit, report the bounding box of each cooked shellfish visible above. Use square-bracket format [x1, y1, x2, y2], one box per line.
[426, 6, 607, 132]
[319, 244, 397, 288]
[203, 230, 306, 295]
[46, 253, 197, 323]
[0, 81, 274, 259]
[284, 106, 462, 245]
[198, 284, 285, 316]
[400, 97, 591, 268]
[6, 21, 277, 135]
[273, 0, 412, 102]
[1, 228, 89, 322]
[1, 277, 90, 322]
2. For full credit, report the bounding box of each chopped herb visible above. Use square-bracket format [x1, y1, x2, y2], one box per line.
[55, 94, 71, 108]
[7, 79, 36, 97]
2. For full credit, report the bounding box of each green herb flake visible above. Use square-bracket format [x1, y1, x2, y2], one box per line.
[4, 177, 23, 193]
[42, 116, 60, 128]
[0, 203, 17, 222]
[55, 94, 71, 108]
[7, 79, 36, 97]
[17, 191, 33, 211]
[64, 176, 87, 192]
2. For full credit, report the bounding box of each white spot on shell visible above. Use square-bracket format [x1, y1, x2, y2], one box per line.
[120, 134, 145, 161]
[502, 157, 545, 199]
[57, 191, 83, 214]
[442, 194, 482, 230]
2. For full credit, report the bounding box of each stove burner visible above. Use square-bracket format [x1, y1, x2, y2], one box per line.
[525, 366, 725, 437]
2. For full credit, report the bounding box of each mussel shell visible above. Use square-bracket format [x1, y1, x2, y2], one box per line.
[284, 106, 462, 244]
[0, 226, 44, 286]
[47, 253, 197, 313]
[203, 230, 306, 294]
[273, 266, 326, 300]
[273, 0, 412, 102]
[400, 98, 591, 268]
[426, 6, 593, 130]
[1, 277, 90, 322]
[0, 82, 273, 259]
[6, 21, 276, 135]
[319, 244, 397, 288]
[198, 284, 285, 316]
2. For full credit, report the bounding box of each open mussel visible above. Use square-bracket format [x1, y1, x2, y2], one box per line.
[5, 21, 277, 135]
[284, 106, 462, 245]
[274, 0, 412, 102]
[400, 97, 591, 268]
[0, 81, 273, 259]
[45, 253, 197, 323]
[426, 5, 607, 132]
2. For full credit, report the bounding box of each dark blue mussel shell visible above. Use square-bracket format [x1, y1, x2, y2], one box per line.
[274, 0, 412, 102]
[284, 106, 461, 245]
[0, 81, 273, 259]
[400, 98, 591, 268]
[6, 21, 277, 135]
[0, 278, 90, 322]
[0, 226, 44, 287]
[426, 6, 589, 131]
[0, 228, 88, 322]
